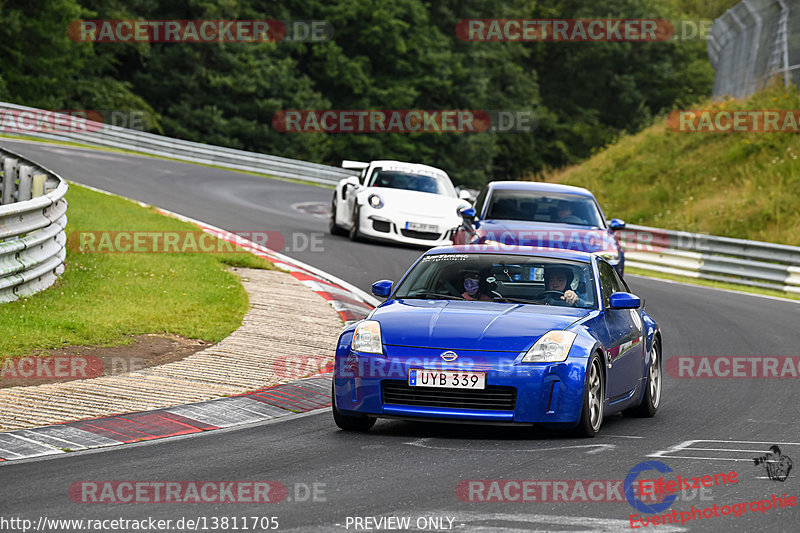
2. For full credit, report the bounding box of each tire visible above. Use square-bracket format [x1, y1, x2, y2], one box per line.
[329, 196, 346, 236]
[332, 383, 375, 432]
[574, 353, 604, 438]
[623, 338, 661, 418]
[348, 205, 362, 241]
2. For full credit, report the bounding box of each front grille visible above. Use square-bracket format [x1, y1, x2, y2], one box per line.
[381, 380, 517, 411]
[400, 229, 440, 241]
[372, 219, 391, 233]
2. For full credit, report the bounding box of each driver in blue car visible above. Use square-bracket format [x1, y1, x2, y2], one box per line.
[542, 265, 587, 307]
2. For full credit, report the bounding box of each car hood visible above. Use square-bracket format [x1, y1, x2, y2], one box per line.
[364, 188, 463, 219]
[372, 299, 589, 352]
[474, 220, 617, 253]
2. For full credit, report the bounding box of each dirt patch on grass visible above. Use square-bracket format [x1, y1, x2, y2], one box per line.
[0, 334, 210, 389]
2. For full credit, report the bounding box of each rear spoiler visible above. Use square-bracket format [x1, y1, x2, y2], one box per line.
[342, 160, 369, 170]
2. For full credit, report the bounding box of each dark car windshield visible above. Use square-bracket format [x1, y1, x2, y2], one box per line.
[368, 169, 456, 196]
[485, 190, 605, 228]
[393, 253, 597, 309]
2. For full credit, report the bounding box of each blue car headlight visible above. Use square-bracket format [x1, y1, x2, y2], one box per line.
[522, 331, 577, 363]
[351, 320, 383, 354]
[368, 194, 384, 208]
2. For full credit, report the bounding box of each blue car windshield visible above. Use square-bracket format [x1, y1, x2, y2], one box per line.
[393, 253, 597, 309]
[485, 190, 605, 228]
[368, 169, 456, 196]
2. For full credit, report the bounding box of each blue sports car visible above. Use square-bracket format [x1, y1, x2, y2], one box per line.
[332, 246, 662, 437]
[452, 182, 627, 275]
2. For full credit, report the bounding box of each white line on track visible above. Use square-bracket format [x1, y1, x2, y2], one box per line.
[648, 439, 800, 462]
[405, 438, 616, 454]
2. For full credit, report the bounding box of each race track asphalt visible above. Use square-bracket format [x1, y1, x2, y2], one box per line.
[1, 139, 798, 532]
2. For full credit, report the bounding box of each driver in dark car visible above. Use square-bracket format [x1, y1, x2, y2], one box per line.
[542, 265, 586, 307]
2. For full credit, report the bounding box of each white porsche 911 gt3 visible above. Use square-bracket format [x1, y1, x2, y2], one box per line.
[329, 160, 471, 246]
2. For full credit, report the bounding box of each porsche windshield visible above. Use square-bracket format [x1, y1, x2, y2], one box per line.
[485, 190, 605, 228]
[393, 253, 597, 309]
[368, 169, 456, 196]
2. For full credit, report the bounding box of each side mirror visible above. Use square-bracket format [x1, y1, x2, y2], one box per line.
[371, 280, 393, 298]
[342, 176, 361, 200]
[459, 206, 477, 220]
[609, 292, 640, 309]
[458, 189, 473, 201]
[609, 218, 626, 230]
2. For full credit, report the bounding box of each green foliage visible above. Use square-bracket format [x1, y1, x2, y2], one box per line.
[1, 0, 720, 186]
[548, 85, 800, 246]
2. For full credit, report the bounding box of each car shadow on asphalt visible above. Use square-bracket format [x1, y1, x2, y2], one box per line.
[336, 413, 637, 442]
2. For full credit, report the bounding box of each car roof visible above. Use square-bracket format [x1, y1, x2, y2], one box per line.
[486, 181, 595, 198]
[423, 244, 595, 263]
[368, 160, 449, 176]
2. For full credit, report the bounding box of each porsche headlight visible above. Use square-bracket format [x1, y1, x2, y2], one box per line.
[522, 330, 577, 363]
[368, 194, 384, 208]
[351, 320, 383, 354]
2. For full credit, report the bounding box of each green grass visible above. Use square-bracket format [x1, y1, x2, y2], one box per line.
[0, 183, 275, 359]
[545, 84, 800, 246]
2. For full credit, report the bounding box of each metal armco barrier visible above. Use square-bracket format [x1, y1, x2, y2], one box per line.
[0, 146, 68, 302]
[0, 102, 356, 185]
[618, 224, 800, 294]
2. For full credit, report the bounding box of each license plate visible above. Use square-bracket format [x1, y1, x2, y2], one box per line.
[408, 369, 486, 389]
[405, 221, 439, 233]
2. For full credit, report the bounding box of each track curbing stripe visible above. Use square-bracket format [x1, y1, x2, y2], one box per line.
[1, 187, 366, 462]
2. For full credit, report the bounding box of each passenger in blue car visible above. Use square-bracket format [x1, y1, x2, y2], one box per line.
[542, 265, 588, 307]
[460, 268, 492, 301]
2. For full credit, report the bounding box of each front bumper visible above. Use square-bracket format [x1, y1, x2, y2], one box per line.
[333, 345, 589, 425]
[357, 207, 457, 247]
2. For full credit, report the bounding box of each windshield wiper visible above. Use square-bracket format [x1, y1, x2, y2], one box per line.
[492, 296, 545, 305]
[401, 292, 465, 300]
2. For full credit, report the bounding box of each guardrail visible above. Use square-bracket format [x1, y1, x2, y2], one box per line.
[0, 102, 357, 186]
[0, 146, 68, 302]
[618, 224, 800, 294]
